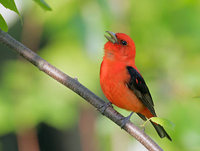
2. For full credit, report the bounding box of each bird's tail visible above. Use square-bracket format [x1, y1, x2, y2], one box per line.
[150, 120, 172, 141]
[137, 110, 172, 141]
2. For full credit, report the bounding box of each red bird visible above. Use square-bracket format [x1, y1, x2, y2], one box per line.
[100, 31, 171, 140]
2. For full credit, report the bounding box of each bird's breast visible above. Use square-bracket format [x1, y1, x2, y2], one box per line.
[100, 60, 145, 112]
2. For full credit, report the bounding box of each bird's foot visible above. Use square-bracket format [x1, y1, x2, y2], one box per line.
[120, 112, 134, 128]
[98, 102, 112, 114]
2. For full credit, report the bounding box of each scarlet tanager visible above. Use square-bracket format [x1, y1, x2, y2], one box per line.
[100, 31, 171, 141]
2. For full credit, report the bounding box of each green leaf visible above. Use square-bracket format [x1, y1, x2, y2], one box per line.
[0, 0, 19, 15]
[150, 117, 175, 131]
[0, 14, 8, 32]
[33, 0, 52, 11]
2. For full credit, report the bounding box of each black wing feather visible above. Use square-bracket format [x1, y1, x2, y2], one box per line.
[126, 66, 172, 140]
[126, 66, 156, 116]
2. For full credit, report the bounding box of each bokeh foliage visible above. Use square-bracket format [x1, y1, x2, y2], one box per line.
[0, 0, 200, 150]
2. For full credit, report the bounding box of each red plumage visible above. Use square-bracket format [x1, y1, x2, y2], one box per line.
[100, 31, 171, 140]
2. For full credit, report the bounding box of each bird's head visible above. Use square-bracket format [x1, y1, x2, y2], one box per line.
[104, 31, 136, 61]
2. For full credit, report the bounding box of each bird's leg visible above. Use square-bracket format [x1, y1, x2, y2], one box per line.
[120, 112, 134, 128]
[98, 102, 112, 114]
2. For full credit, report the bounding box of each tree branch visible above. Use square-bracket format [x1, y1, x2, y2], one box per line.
[0, 29, 163, 151]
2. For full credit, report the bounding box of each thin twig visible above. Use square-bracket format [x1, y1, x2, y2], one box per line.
[0, 29, 163, 151]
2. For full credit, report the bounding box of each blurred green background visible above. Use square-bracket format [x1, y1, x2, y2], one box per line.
[0, 0, 200, 151]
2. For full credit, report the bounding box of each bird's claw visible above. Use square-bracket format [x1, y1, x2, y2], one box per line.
[98, 102, 112, 114]
[120, 112, 134, 128]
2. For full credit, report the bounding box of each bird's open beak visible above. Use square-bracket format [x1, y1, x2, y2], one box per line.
[104, 31, 118, 44]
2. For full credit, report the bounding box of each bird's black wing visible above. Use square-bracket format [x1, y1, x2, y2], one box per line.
[126, 66, 172, 140]
[126, 66, 156, 116]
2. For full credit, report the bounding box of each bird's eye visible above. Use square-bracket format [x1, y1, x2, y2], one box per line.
[121, 40, 127, 46]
